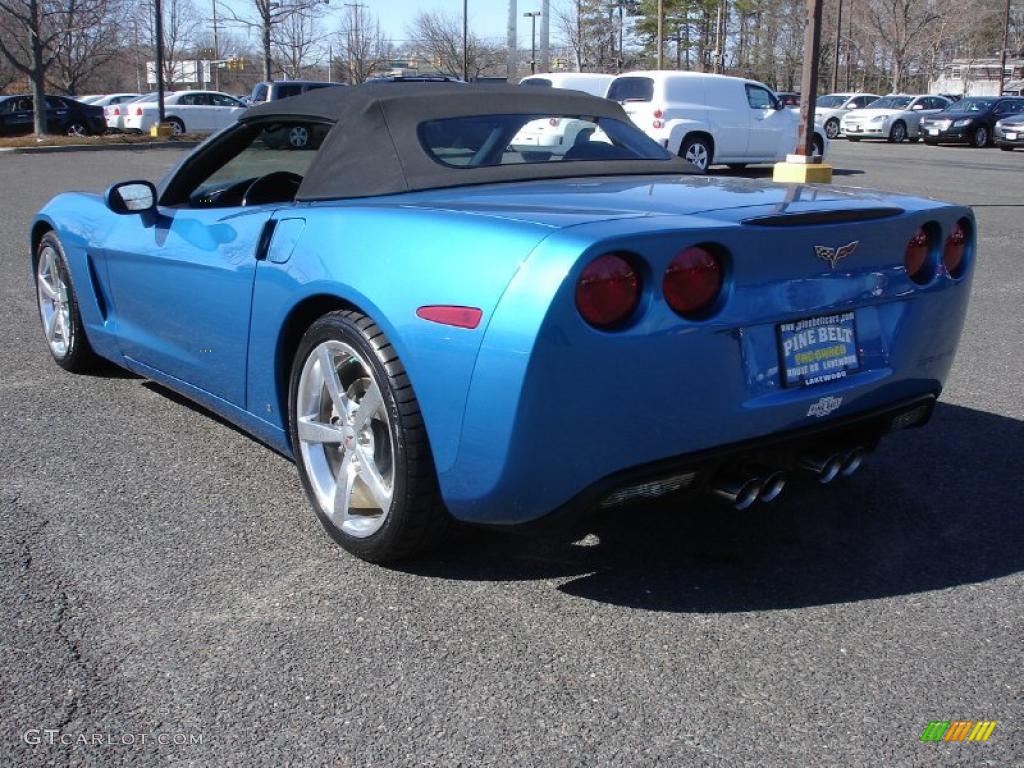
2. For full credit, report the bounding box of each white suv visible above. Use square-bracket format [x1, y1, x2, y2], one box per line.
[606, 71, 827, 172]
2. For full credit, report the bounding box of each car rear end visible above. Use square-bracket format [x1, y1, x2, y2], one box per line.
[442, 190, 973, 525]
[82, 102, 106, 134]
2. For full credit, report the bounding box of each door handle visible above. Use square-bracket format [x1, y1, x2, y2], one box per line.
[254, 220, 277, 261]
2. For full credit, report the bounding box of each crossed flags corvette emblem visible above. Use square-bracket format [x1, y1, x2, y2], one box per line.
[814, 240, 859, 269]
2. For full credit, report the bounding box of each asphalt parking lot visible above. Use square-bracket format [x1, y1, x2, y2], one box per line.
[1, 141, 1021, 767]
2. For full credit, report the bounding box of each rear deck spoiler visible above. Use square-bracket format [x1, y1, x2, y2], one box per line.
[742, 207, 904, 227]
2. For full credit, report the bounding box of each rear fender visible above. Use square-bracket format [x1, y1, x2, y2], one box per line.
[246, 204, 557, 469]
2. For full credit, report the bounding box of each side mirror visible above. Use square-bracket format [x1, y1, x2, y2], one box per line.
[911, 104, 924, 111]
[105, 180, 156, 214]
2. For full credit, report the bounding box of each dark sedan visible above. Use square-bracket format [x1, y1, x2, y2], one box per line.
[919, 96, 1024, 147]
[0, 94, 106, 137]
[995, 113, 1024, 150]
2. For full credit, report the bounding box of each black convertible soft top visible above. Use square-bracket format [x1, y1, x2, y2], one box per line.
[242, 82, 692, 200]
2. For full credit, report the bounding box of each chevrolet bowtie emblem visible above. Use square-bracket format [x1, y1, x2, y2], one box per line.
[814, 241, 859, 269]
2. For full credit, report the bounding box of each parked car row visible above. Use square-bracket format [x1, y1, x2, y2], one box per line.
[519, 70, 829, 173]
[812, 90, 1024, 149]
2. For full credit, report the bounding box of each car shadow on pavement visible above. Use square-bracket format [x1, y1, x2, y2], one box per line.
[405, 402, 1024, 613]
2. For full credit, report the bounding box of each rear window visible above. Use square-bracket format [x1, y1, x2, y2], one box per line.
[419, 114, 671, 168]
[607, 77, 654, 103]
[520, 78, 553, 87]
[274, 84, 303, 99]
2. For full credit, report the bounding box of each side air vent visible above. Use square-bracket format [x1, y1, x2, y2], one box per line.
[742, 207, 904, 227]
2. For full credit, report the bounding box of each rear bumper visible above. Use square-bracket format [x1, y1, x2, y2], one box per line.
[506, 393, 938, 534]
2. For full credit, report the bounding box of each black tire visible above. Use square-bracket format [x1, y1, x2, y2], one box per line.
[166, 117, 185, 135]
[970, 126, 989, 148]
[887, 121, 907, 143]
[64, 121, 88, 137]
[812, 135, 825, 157]
[34, 231, 101, 373]
[824, 118, 840, 140]
[999, 145, 1014, 151]
[680, 135, 712, 173]
[924, 139, 938, 146]
[908, 137, 920, 143]
[288, 310, 451, 562]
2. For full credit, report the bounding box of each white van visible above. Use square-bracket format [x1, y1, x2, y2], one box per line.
[606, 71, 828, 172]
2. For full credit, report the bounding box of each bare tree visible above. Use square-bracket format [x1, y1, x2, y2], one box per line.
[223, 0, 326, 82]
[50, 0, 128, 95]
[858, 0, 942, 91]
[0, 0, 96, 133]
[337, 4, 391, 83]
[405, 9, 502, 79]
[273, 1, 327, 79]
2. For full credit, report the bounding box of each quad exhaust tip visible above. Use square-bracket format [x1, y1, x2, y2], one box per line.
[800, 446, 867, 483]
[711, 470, 788, 510]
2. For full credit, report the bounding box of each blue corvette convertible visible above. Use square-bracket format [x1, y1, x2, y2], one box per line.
[31, 83, 974, 561]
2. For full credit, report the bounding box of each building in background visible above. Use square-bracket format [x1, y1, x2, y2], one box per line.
[930, 58, 1024, 97]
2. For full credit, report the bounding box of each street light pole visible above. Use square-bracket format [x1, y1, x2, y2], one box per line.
[524, 11, 540, 74]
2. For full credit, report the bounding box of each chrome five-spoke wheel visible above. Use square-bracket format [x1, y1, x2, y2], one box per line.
[297, 340, 394, 538]
[34, 232, 99, 372]
[36, 242, 73, 358]
[289, 310, 451, 562]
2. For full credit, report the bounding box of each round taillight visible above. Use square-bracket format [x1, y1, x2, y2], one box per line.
[576, 253, 640, 328]
[652, 119, 663, 129]
[113, 106, 120, 115]
[943, 220, 967, 277]
[905, 227, 931, 284]
[653, 109, 664, 119]
[135, 106, 143, 115]
[663, 246, 723, 317]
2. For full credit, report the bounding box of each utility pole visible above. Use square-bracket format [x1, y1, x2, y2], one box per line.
[656, 0, 664, 69]
[831, 0, 841, 93]
[524, 10, 540, 74]
[155, 0, 165, 123]
[998, 0, 1011, 96]
[618, 1, 624, 73]
[212, 0, 220, 91]
[463, 0, 469, 81]
[796, 0, 823, 156]
[576, 0, 583, 71]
